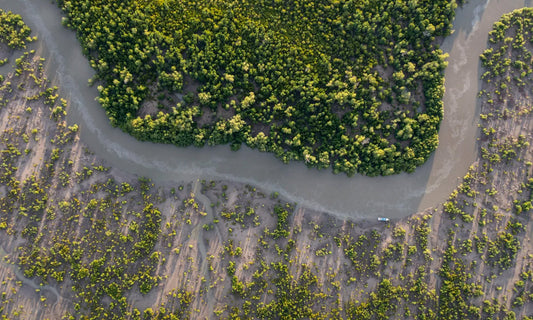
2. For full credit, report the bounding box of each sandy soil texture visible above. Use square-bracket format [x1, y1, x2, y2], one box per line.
[0, 41, 532, 319]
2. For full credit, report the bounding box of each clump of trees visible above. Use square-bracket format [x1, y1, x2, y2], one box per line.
[57, 0, 457, 176]
[0, 9, 33, 50]
[480, 7, 533, 96]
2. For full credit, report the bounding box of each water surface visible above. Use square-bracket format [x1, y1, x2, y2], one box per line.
[0, 0, 530, 219]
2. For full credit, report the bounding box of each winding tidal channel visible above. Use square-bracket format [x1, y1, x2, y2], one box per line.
[0, 0, 531, 220]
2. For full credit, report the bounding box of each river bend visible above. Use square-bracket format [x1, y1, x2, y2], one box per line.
[0, 0, 530, 219]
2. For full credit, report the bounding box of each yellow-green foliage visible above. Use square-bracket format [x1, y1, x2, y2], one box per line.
[57, 0, 456, 176]
[0, 9, 33, 49]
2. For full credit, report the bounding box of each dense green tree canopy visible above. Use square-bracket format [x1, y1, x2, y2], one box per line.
[58, 0, 457, 176]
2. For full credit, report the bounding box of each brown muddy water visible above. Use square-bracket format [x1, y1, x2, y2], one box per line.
[0, 0, 531, 219]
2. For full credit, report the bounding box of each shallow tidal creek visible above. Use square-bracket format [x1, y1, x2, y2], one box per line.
[0, 0, 531, 219]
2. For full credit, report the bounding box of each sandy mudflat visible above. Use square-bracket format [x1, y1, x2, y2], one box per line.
[0, 37, 532, 318]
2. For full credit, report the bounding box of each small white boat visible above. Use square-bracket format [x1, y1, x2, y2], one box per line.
[377, 217, 390, 222]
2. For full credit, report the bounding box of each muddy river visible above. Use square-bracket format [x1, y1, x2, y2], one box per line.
[0, 0, 531, 219]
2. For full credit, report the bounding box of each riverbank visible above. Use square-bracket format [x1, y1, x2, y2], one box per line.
[1, 22, 533, 316]
[0, 0, 529, 219]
